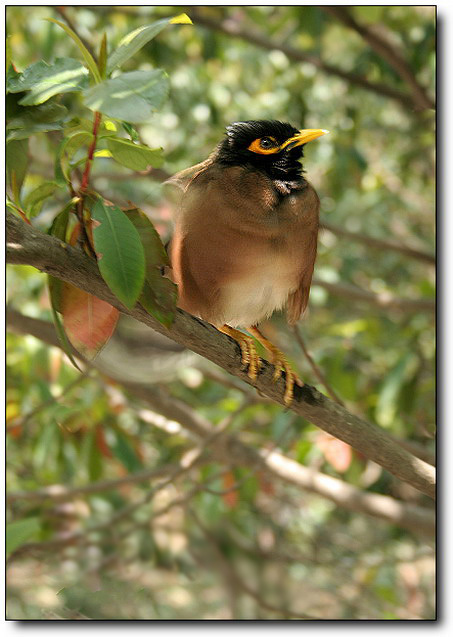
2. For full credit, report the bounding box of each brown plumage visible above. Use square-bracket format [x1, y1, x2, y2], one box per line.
[167, 120, 327, 404]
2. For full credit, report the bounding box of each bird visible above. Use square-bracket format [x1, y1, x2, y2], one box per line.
[167, 120, 328, 405]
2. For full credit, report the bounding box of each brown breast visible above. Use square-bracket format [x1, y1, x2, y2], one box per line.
[170, 163, 319, 327]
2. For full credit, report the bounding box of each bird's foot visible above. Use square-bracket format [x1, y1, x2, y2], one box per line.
[269, 348, 303, 406]
[248, 327, 303, 406]
[218, 325, 262, 380]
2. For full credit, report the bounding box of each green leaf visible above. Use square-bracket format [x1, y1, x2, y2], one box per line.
[47, 208, 83, 371]
[6, 138, 29, 198]
[7, 100, 68, 140]
[125, 207, 177, 327]
[90, 198, 146, 309]
[107, 14, 192, 75]
[56, 131, 93, 184]
[83, 70, 169, 123]
[6, 36, 12, 72]
[140, 278, 178, 328]
[45, 18, 101, 84]
[7, 58, 89, 106]
[23, 181, 61, 218]
[124, 207, 169, 265]
[83, 429, 103, 482]
[6, 517, 41, 557]
[375, 353, 417, 428]
[98, 33, 108, 79]
[110, 429, 143, 473]
[122, 121, 139, 142]
[6, 63, 21, 92]
[47, 200, 76, 240]
[107, 138, 163, 171]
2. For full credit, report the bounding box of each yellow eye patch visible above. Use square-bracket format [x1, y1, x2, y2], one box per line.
[247, 136, 280, 155]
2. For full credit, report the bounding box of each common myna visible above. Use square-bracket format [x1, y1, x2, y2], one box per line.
[168, 120, 328, 404]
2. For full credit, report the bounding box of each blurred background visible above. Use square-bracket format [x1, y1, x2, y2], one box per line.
[6, 5, 435, 620]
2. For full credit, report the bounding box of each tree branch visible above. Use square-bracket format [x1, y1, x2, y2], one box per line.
[322, 6, 435, 111]
[311, 278, 434, 314]
[6, 211, 435, 498]
[125, 383, 435, 537]
[292, 325, 345, 405]
[189, 8, 417, 110]
[7, 306, 435, 536]
[7, 463, 180, 504]
[320, 221, 435, 266]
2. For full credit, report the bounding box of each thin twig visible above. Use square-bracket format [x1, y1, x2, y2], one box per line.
[7, 463, 180, 504]
[76, 110, 102, 258]
[54, 6, 98, 64]
[311, 278, 434, 314]
[188, 8, 416, 110]
[7, 372, 90, 434]
[320, 221, 435, 266]
[322, 6, 434, 111]
[7, 452, 207, 562]
[292, 325, 345, 406]
[189, 508, 317, 620]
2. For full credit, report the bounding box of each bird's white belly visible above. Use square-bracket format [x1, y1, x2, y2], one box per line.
[220, 262, 297, 328]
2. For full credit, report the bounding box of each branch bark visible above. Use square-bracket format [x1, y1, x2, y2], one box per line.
[6, 211, 435, 498]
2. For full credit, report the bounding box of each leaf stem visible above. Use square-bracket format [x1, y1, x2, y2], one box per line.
[80, 111, 102, 193]
[77, 110, 102, 258]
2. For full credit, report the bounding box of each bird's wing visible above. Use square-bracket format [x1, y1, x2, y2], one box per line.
[286, 186, 320, 325]
[164, 152, 217, 192]
[286, 233, 317, 324]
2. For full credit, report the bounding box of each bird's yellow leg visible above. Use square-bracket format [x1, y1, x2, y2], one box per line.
[218, 325, 261, 381]
[248, 326, 303, 406]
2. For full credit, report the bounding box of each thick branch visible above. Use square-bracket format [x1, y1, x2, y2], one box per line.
[7, 307, 434, 535]
[6, 211, 435, 498]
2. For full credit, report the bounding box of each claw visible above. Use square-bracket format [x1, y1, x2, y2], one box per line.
[248, 326, 303, 406]
[218, 325, 262, 381]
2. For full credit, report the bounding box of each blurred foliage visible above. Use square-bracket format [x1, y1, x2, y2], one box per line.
[6, 5, 435, 620]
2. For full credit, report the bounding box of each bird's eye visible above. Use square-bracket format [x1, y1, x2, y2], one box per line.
[247, 136, 279, 155]
[259, 137, 274, 149]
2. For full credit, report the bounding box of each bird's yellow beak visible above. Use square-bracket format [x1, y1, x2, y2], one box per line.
[280, 129, 329, 151]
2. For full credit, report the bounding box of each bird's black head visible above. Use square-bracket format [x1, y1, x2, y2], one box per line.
[216, 120, 327, 185]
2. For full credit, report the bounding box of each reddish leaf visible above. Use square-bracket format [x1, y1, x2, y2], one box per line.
[8, 425, 23, 440]
[61, 282, 119, 360]
[95, 425, 112, 458]
[257, 471, 275, 496]
[69, 222, 81, 246]
[222, 471, 239, 509]
[316, 432, 352, 473]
